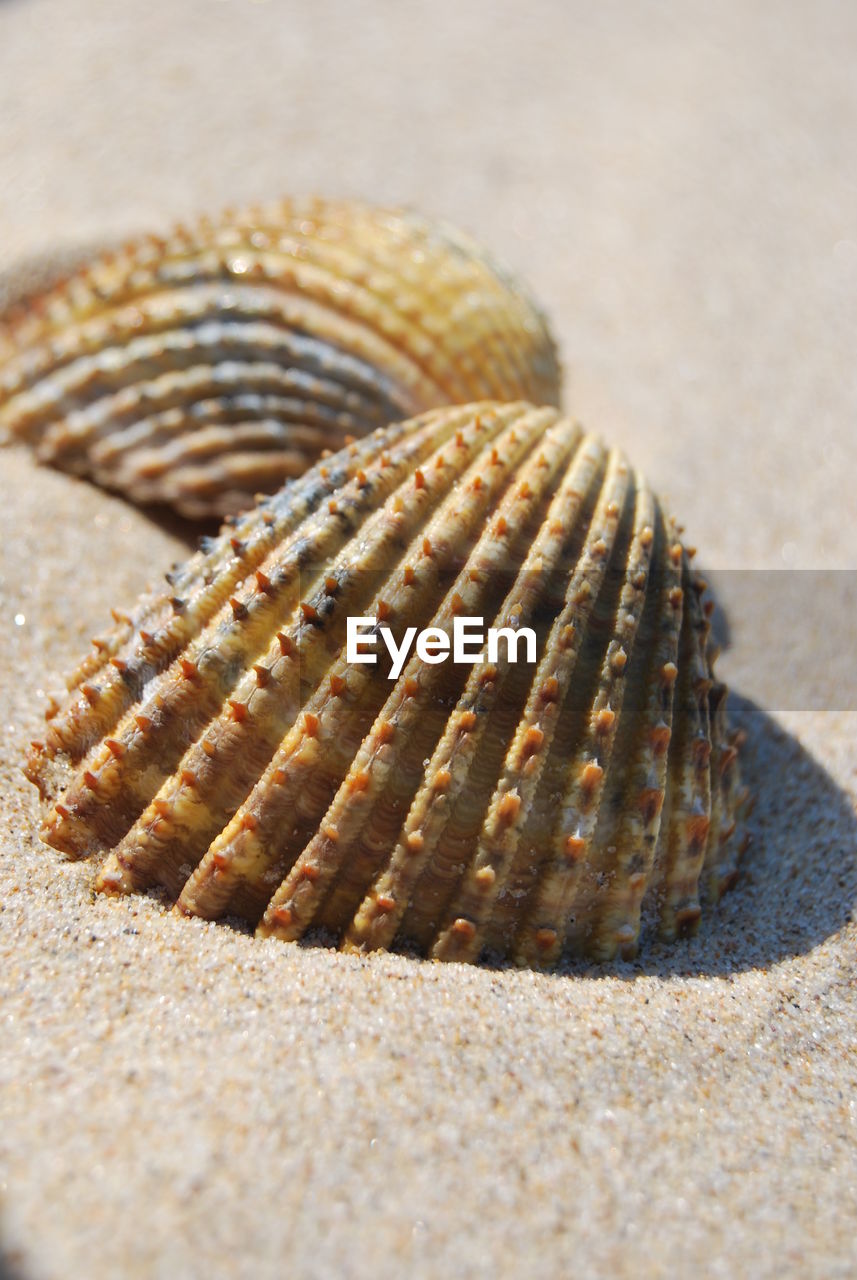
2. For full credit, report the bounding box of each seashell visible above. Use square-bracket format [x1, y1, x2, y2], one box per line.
[0, 199, 560, 517]
[27, 402, 745, 966]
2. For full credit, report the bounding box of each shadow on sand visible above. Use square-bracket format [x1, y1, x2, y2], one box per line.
[0, 1215, 28, 1280]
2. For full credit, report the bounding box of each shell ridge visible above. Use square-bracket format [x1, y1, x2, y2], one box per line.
[3, 198, 559, 516]
[310, 412, 580, 949]
[29, 410, 464, 792]
[192, 405, 553, 925]
[53, 406, 488, 865]
[157, 233, 512, 402]
[348, 424, 598, 958]
[304, 407, 569, 940]
[401, 210, 560, 404]
[474, 448, 632, 956]
[397, 434, 613, 958]
[90, 394, 367, 474]
[33, 359, 386, 471]
[653, 553, 714, 940]
[1, 283, 437, 428]
[582, 506, 684, 959]
[112, 416, 504, 900]
[393, 435, 608, 957]
[512, 470, 658, 966]
[441, 453, 635, 963]
[3, 319, 369, 425]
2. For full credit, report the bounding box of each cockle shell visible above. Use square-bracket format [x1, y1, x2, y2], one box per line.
[28, 402, 744, 966]
[0, 199, 560, 517]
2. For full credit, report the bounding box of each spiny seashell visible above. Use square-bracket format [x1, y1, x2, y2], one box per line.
[0, 199, 560, 517]
[28, 402, 745, 966]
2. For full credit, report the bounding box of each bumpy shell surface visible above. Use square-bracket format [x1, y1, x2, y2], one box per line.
[28, 402, 744, 966]
[0, 200, 560, 517]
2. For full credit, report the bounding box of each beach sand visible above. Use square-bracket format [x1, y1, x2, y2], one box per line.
[1, 2, 855, 1276]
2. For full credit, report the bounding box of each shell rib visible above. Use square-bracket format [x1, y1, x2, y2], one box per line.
[0, 200, 560, 517]
[28, 402, 745, 966]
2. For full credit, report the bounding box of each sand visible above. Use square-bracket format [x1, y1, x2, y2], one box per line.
[1, 1, 855, 1276]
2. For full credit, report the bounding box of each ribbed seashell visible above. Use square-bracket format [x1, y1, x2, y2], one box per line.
[0, 199, 560, 517]
[28, 402, 745, 966]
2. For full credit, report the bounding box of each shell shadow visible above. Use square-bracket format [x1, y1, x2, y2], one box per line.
[551, 692, 857, 979]
[0, 1215, 27, 1280]
[696, 561, 732, 651]
[0, 1248, 26, 1280]
[110, 493, 217, 549]
[0, 239, 122, 320]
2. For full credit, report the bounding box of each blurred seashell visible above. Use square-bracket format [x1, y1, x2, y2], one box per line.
[0, 200, 560, 517]
[28, 402, 744, 966]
